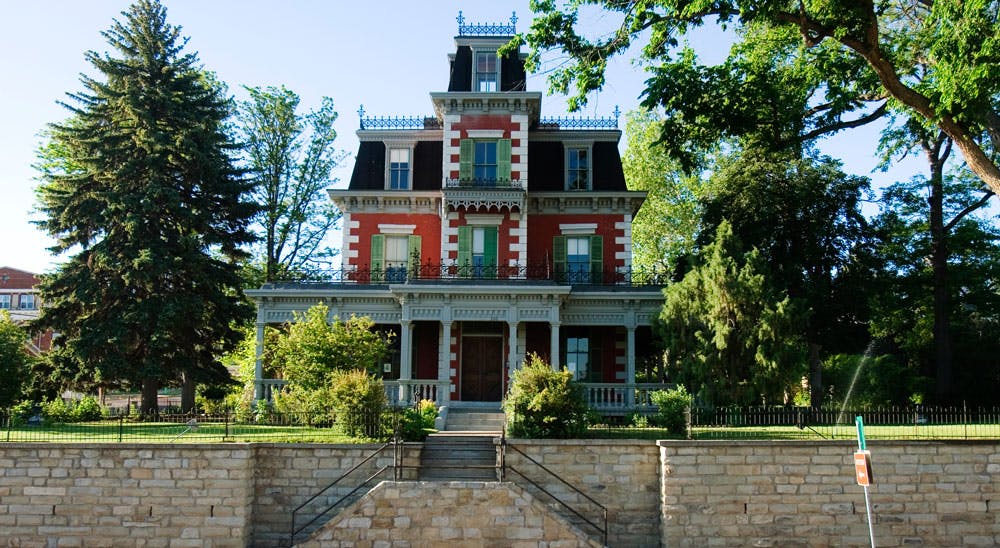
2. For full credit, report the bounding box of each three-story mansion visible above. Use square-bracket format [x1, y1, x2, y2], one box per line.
[246, 14, 668, 413]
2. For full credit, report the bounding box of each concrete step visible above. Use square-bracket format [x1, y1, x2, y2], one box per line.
[418, 432, 499, 481]
[444, 411, 506, 432]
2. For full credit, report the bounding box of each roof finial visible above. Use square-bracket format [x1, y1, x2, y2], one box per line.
[510, 11, 518, 31]
[457, 10, 465, 28]
[357, 104, 366, 129]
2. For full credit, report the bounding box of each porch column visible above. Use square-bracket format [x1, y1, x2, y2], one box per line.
[507, 320, 519, 378]
[438, 320, 452, 406]
[253, 321, 265, 401]
[399, 320, 413, 404]
[549, 322, 560, 370]
[626, 325, 637, 408]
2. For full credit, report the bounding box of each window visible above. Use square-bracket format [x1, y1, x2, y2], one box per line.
[474, 50, 498, 92]
[459, 139, 511, 183]
[370, 234, 420, 283]
[553, 235, 603, 284]
[566, 145, 591, 190]
[388, 148, 410, 190]
[566, 337, 589, 381]
[0, 295, 9, 309]
[458, 225, 498, 278]
[474, 141, 497, 181]
[19, 294, 35, 310]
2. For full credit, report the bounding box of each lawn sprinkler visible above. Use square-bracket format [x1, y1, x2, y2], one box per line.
[171, 418, 199, 442]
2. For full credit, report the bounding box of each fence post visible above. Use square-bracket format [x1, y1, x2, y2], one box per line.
[225, 412, 230, 441]
[5, 410, 11, 443]
[118, 415, 124, 443]
[685, 405, 692, 440]
[963, 401, 968, 440]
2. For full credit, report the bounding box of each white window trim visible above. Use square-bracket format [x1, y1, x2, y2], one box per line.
[384, 141, 416, 190]
[465, 214, 504, 226]
[466, 130, 505, 139]
[471, 48, 501, 92]
[377, 224, 417, 235]
[559, 223, 598, 235]
[564, 141, 594, 191]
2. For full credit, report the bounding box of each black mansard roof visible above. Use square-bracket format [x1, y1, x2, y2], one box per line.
[347, 138, 626, 191]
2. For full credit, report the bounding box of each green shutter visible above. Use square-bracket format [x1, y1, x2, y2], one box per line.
[497, 139, 512, 182]
[457, 225, 472, 275]
[459, 139, 474, 181]
[553, 236, 567, 283]
[407, 235, 421, 278]
[590, 235, 603, 284]
[483, 226, 498, 279]
[370, 234, 384, 282]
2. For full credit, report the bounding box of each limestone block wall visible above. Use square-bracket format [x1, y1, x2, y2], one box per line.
[250, 443, 422, 547]
[0, 444, 254, 547]
[504, 439, 662, 547]
[299, 481, 600, 547]
[658, 440, 1000, 547]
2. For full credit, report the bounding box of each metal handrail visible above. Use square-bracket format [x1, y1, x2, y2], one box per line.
[501, 440, 608, 546]
[289, 441, 394, 545]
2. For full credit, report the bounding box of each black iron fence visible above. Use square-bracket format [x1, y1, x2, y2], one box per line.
[0, 407, 407, 444]
[688, 405, 1000, 441]
[265, 262, 671, 287]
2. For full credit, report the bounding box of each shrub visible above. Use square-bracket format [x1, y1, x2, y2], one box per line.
[8, 400, 36, 426]
[503, 353, 589, 439]
[416, 399, 438, 429]
[70, 396, 103, 421]
[649, 385, 692, 435]
[273, 385, 332, 425]
[41, 398, 71, 425]
[328, 369, 387, 438]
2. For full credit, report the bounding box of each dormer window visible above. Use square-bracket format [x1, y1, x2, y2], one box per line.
[474, 50, 499, 92]
[389, 148, 410, 189]
[566, 144, 592, 190]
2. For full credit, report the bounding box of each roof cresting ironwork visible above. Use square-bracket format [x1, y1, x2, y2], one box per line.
[457, 11, 517, 36]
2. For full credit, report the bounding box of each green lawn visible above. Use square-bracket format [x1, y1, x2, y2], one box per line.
[1, 419, 375, 444]
[588, 422, 1000, 441]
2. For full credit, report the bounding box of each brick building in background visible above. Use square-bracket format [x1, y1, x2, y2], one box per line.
[247, 14, 668, 412]
[0, 266, 52, 356]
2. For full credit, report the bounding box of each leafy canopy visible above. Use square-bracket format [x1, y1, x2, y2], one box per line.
[513, 0, 1000, 196]
[273, 303, 392, 391]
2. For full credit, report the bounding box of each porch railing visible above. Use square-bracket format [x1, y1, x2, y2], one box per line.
[582, 383, 674, 414]
[383, 380, 452, 406]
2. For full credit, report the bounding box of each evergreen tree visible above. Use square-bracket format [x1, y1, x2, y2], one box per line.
[659, 222, 806, 406]
[34, 0, 257, 414]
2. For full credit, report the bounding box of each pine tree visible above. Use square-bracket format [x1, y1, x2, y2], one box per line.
[34, 0, 257, 414]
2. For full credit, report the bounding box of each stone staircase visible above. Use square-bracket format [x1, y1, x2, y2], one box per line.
[416, 409, 505, 481]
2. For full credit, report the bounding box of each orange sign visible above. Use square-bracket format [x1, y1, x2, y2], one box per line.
[854, 450, 873, 486]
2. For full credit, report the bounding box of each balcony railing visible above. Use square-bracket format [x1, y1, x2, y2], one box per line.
[262, 261, 670, 288]
[538, 106, 620, 130]
[444, 177, 525, 189]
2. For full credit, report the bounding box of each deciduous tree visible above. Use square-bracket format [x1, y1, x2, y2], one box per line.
[0, 311, 29, 408]
[34, 0, 256, 414]
[237, 86, 344, 282]
[513, 0, 1000, 196]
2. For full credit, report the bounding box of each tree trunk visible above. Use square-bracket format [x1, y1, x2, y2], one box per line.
[140, 378, 159, 417]
[181, 369, 196, 413]
[928, 149, 954, 403]
[807, 341, 823, 409]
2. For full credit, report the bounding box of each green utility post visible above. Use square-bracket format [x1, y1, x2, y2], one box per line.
[855, 416, 875, 547]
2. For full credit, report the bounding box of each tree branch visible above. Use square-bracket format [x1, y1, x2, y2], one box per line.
[793, 101, 889, 143]
[944, 190, 996, 232]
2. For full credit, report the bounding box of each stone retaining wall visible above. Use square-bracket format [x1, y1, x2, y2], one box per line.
[504, 439, 662, 547]
[2, 441, 997, 546]
[658, 440, 1000, 547]
[298, 481, 600, 547]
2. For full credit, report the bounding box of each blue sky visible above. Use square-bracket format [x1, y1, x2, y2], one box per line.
[1, 0, 925, 274]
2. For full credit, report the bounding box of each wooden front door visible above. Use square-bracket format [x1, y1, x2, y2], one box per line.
[461, 335, 504, 401]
